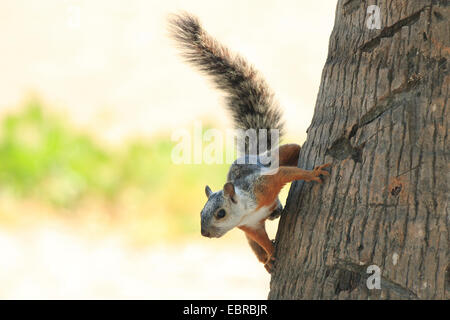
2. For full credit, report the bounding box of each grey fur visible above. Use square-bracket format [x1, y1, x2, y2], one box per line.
[200, 190, 226, 237]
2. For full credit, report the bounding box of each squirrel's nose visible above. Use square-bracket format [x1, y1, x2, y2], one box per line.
[201, 228, 211, 237]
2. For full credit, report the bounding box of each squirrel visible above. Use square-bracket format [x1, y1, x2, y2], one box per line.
[168, 12, 331, 273]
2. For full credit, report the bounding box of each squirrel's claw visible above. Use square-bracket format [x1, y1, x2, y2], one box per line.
[314, 163, 331, 175]
[312, 163, 331, 182]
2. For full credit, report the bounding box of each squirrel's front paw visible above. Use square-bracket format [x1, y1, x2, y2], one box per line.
[264, 255, 276, 273]
[311, 163, 331, 183]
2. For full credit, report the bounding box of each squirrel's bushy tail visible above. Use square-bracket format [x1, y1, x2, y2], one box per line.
[168, 12, 283, 153]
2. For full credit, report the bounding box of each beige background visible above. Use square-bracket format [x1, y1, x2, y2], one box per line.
[0, 0, 336, 144]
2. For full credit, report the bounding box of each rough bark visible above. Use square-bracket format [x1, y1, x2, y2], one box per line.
[269, 0, 449, 299]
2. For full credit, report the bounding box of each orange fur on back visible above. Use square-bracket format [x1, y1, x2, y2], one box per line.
[277, 144, 301, 166]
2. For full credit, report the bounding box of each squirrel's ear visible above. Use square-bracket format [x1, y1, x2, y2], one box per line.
[223, 182, 237, 203]
[205, 185, 213, 199]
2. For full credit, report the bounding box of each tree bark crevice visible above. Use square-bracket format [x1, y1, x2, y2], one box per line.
[359, 5, 430, 52]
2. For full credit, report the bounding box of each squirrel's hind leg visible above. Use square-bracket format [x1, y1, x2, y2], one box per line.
[254, 163, 331, 209]
[277, 164, 331, 184]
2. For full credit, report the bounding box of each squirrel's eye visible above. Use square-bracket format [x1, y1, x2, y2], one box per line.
[217, 209, 226, 219]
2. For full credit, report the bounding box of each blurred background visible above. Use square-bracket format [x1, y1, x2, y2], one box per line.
[0, 0, 335, 299]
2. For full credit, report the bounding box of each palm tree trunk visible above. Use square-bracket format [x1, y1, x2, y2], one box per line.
[269, 0, 448, 299]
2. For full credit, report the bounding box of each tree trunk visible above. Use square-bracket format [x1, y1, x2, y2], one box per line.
[269, 0, 448, 299]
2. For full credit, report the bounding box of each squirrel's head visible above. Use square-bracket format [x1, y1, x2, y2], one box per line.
[200, 183, 243, 238]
